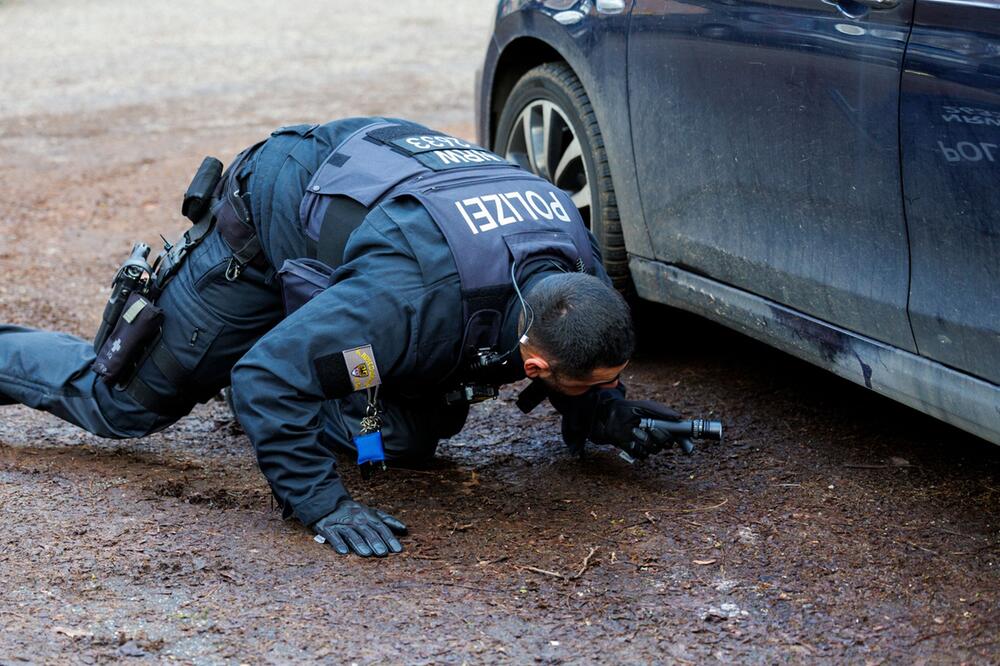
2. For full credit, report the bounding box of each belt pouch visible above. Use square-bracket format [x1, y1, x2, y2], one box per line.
[182, 156, 224, 222]
[92, 293, 164, 384]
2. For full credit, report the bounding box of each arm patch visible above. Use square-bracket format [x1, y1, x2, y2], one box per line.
[314, 352, 352, 398]
[314, 344, 383, 398]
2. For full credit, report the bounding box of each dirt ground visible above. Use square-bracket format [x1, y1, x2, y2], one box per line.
[1, 1, 999, 663]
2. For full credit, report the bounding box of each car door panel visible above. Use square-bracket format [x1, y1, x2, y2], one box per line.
[901, 0, 1000, 385]
[627, 0, 916, 350]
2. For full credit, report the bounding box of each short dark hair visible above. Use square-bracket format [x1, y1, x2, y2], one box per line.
[522, 273, 635, 379]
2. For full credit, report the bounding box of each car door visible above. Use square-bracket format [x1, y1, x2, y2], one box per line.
[900, 0, 1000, 385]
[627, 0, 917, 350]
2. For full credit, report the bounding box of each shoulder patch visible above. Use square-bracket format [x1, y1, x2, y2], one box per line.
[342, 345, 381, 391]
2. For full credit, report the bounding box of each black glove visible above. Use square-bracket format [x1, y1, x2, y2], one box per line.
[592, 399, 683, 460]
[548, 384, 627, 457]
[313, 499, 408, 557]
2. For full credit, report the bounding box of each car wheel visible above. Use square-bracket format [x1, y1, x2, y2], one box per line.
[494, 62, 629, 290]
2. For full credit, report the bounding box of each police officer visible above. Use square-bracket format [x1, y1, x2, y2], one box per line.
[0, 117, 683, 557]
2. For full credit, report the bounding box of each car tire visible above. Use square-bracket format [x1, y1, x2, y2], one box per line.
[493, 62, 629, 291]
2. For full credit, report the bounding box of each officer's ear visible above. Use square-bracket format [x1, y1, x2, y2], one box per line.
[521, 344, 552, 380]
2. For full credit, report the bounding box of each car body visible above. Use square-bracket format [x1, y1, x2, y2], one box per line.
[475, 0, 1000, 444]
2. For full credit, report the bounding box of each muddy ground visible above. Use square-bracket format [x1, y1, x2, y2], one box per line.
[1, 1, 999, 663]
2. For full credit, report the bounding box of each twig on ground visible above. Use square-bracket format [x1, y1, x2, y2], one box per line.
[570, 547, 599, 580]
[448, 523, 475, 535]
[179, 584, 222, 607]
[645, 498, 728, 515]
[680, 498, 728, 513]
[894, 539, 940, 556]
[477, 555, 509, 566]
[523, 566, 565, 580]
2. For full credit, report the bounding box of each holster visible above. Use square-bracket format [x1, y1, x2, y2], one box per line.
[92, 293, 164, 384]
[95, 157, 220, 388]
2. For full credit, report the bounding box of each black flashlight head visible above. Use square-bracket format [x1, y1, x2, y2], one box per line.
[691, 419, 724, 441]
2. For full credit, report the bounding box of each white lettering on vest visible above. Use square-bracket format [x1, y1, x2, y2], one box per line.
[406, 135, 474, 151]
[526, 190, 554, 219]
[503, 191, 536, 220]
[481, 194, 517, 226]
[455, 200, 478, 235]
[462, 196, 498, 232]
[452, 188, 576, 234]
[433, 149, 504, 166]
[548, 191, 570, 222]
[499, 193, 524, 222]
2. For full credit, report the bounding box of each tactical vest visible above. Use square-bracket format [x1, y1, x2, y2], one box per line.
[288, 120, 597, 371]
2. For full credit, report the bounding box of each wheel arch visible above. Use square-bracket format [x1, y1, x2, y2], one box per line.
[481, 22, 654, 264]
[488, 37, 569, 150]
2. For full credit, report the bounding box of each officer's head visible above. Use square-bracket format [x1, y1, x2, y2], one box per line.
[519, 272, 635, 396]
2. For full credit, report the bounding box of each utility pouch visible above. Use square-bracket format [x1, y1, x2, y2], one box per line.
[277, 258, 336, 316]
[92, 293, 164, 384]
[182, 156, 223, 223]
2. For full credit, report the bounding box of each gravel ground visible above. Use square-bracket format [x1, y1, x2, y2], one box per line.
[1, 1, 998, 663]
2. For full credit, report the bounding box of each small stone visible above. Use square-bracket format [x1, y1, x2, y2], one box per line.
[117, 641, 148, 658]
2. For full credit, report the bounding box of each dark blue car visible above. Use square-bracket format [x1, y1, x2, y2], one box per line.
[475, 0, 999, 444]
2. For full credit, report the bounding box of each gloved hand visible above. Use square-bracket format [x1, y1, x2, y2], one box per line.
[313, 499, 408, 557]
[548, 384, 627, 457]
[592, 399, 683, 460]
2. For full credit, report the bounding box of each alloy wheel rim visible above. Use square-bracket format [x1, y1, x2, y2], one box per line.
[504, 100, 592, 228]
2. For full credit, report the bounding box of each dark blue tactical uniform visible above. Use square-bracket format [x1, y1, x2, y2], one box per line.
[0, 117, 609, 528]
